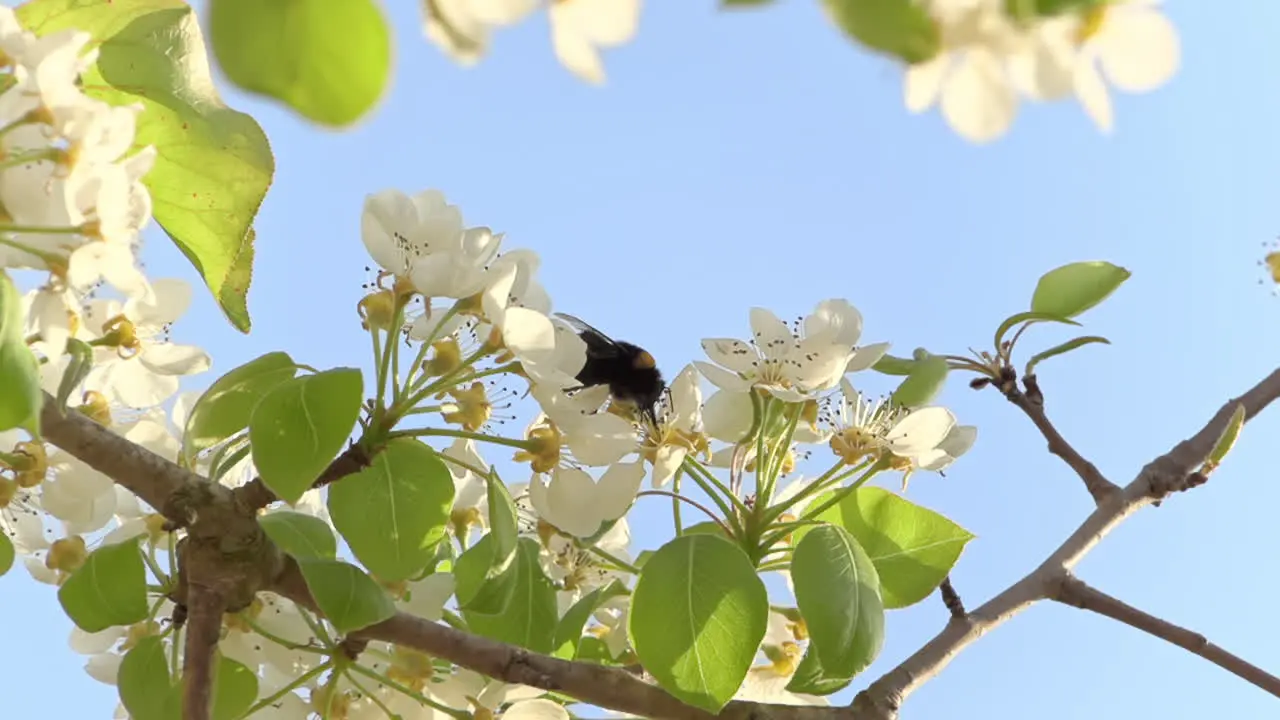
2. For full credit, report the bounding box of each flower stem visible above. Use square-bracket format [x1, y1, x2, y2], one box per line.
[348, 663, 470, 719]
[635, 490, 729, 536]
[240, 662, 332, 718]
[584, 542, 640, 575]
[387, 426, 531, 452]
[245, 618, 330, 654]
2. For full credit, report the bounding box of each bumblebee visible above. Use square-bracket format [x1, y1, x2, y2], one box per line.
[555, 313, 665, 425]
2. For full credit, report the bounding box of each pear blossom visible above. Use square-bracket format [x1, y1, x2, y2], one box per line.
[549, 0, 641, 85]
[399, 571, 456, 621]
[529, 383, 639, 466]
[361, 188, 464, 280]
[544, 518, 631, 611]
[696, 304, 857, 403]
[828, 379, 958, 469]
[529, 460, 645, 538]
[1064, 0, 1181, 132]
[638, 364, 707, 487]
[421, 0, 539, 66]
[734, 611, 827, 706]
[81, 278, 211, 408]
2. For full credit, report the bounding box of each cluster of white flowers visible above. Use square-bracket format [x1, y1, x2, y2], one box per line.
[357, 186, 979, 707]
[421, 0, 1180, 142]
[907, 0, 1180, 142]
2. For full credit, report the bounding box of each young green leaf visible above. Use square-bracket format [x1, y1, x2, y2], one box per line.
[992, 311, 1081, 351]
[1030, 261, 1130, 320]
[799, 487, 973, 609]
[1024, 336, 1110, 376]
[249, 368, 363, 504]
[822, 0, 940, 64]
[328, 438, 454, 582]
[791, 524, 884, 677]
[485, 472, 520, 578]
[785, 645, 855, 696]
[1201, 403, 1246, 475]
[462, 539, 559, 653]
[259, 511, 337, 560]
[0, 533, 12, 576]
[118, 636, 178, 720]
[296, 558, 396, 633]
[629, 534, 769, 713]
[17, 0, 275, 333]
[0, 271, 42, 435]
[553, 580, 627, 660]
[209, 0, 392, 127]
[890, 353, 948, 407]
[58, 538, 149, 632]
[182, 351, 298, 463]
[871, 354, 916, 376]
[211, 655, 258, 720]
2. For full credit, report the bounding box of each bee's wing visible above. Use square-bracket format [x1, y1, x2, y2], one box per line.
[554, 312, 623, 358]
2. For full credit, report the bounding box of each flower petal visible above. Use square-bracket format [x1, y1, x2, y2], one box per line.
[750, 308, 794, 361]
[804, 299, 862, 347]
[140, 343, 212, 376]
[886, 407, 956, 457]
[693, 360, 751, 393]
[503, 699, 571, 720]
[594, 459, 645, 524]
[1096, 6, 1179, 93]
[941, 49, 1017, 144]
[701, 338, 757, 375]
[702, 389, 753, 443]
[847, 341, 891, 373]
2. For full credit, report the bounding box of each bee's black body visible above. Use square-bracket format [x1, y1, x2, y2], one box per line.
[555, 313, 665, 424]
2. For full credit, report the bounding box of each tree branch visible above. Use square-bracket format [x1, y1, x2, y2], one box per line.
[851, 366, 1280, 719]
[1055, 575, 1280, 697]
[1003, 375, 1118, 504]
[938, 576, 965, 619]
[33, 367, 1280, 720]
[180, 585, 224, 720]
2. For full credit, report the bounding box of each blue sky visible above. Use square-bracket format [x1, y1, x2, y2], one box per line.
[6, 0, 1280, 717]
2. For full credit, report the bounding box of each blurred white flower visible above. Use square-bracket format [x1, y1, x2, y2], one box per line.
[530, 460, 644, 538]
[549, 0, 641, 85]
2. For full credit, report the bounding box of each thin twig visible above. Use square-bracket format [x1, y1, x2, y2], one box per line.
[1003, 376, 1119, 504]
[1055, 575, 1280, 698]
[938, 576, 966, 619]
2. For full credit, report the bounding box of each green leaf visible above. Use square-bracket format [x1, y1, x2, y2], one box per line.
[890, 353, 948, 407]
[55, 338, 95, 413]
[182, 351, 298, 463]
[785, 645, 855, 696]
[17, 0, 275, 332]
[1202, 403, 1246, 474]
[791, 524, 884, 678]
[248, 368, 363, 504]
[553, 580, 627, 660]
[1005, 0, 1107, 21]
[0, 271, 42, 436]
[1024, 335, 1110, 376]
[485, 473, 519, 578]
[209, 0, 392, 126]
[297, 559, 396, 633]
[992, 311, 1081, 351]
[1030, 261, 1130, 320]
[118, 637, 179, 720]
[58, 538, 149, 632]
[259, 511, 337, 560]
[0, 533, 12, 576]
[461, 539, 558, 653]
[681, 521, 730, 538]
[629, 534, 769, 713]
[801, 487, 974, 609]
[822, 0, 940, 64]
[453, 535, 517, 614]
[328, 438, 454, 582]
[211, 655, 258, 720]
[871, 353, 916, 376]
